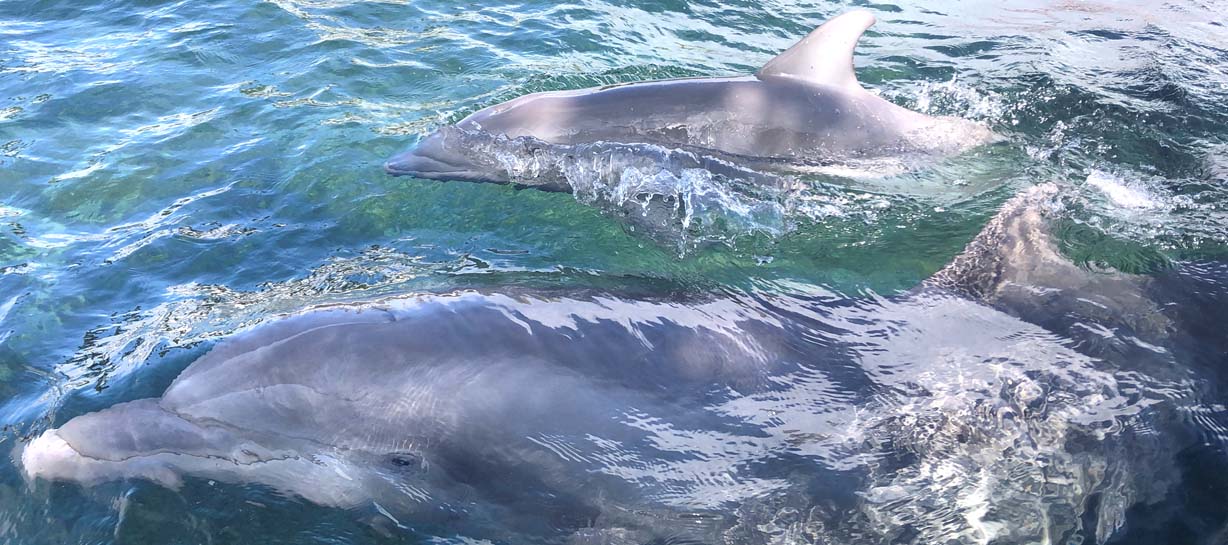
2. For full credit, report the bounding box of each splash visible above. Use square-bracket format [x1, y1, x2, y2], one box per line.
[1065, 167, 1228, 255]
[721, 292, 1189, 545]
[415, 127, 922, 254]
[447, 127, 799, 248]
[1085, 169, 1160, 209]
[889, 77, 1011, 125]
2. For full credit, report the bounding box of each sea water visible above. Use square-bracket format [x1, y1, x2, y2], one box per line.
[1, 0, 1226, 543]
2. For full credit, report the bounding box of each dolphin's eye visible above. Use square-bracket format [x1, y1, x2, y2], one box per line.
[388, 453, 420, 468]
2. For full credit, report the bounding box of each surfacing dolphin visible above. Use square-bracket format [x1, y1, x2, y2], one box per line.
[384, 11, 997, 188]
[21, 185, 1221, 544]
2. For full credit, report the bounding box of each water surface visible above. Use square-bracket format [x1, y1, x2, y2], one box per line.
[1, 0, 1226, 543]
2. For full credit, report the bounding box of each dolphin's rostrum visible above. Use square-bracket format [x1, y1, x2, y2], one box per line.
[385, 11, 997, 188]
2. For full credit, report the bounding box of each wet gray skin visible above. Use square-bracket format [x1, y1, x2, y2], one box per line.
[384, 11, 997, 187]
[21, 185, 1222, 544]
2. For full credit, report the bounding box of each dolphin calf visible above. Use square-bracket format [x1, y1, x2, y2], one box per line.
[21, 185, 1223, 544]
[384, 11, 997, 188]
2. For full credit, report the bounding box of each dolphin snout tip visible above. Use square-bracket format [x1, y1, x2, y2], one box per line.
[19, 429, 76, 482]
[384, 141, 450, 178]
[383, 159, 405, 177]
[384, 151, 416, 177]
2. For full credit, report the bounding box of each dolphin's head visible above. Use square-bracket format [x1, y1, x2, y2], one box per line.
[385, 128, 509, 184]
[19, 399, 431, 510]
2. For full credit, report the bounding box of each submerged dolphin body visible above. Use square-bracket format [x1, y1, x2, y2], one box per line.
[384, 11, 996, 188]
[21, 185, 1222, 544]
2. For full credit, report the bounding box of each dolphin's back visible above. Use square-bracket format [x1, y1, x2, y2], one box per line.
[158, 293, 796, 454]
[460, 76, 913, 161]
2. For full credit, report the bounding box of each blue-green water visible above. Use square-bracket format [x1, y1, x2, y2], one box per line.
[1, 0, 1227, 543]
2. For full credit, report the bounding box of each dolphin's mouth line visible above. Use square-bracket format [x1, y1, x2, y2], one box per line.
[91, 448, 298, 466]
[42, 427, 301, 467]
[387, 167, 483, 179]
[384, 159, 486, 179]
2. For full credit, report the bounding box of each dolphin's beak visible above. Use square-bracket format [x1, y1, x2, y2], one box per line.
[385, 130, 441, 177]
[385, 130, 513, 184]
[384, 144, 443, 177]
[385, 130, 483, 181]
[18, 400, 204, 488]
[21, 429, 80, 482]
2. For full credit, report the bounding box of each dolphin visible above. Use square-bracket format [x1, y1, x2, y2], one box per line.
[19, 186, 1223, 544]
[384, 11, 997, 188]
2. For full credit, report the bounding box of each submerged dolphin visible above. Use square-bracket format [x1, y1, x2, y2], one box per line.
[384, 11, 996, 188]
[21, 185, 1221, 544]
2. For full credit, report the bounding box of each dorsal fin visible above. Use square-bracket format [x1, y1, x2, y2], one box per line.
[756, 10, 876, 90]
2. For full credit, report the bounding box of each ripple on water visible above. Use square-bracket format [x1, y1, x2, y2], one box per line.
[51, 243, 561, 390]
[2, 0, 1228, 543]
[1062, 166, 1228, 258]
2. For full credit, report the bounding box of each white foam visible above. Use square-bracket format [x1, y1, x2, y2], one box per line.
[1085, 170, 1158, 209]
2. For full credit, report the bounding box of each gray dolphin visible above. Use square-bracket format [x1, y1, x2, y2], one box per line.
[20, 185, 1220, 544]
[384, 11, 997, 188]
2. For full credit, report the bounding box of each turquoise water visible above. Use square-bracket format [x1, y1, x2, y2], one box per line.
[2, 0, 1227, 543]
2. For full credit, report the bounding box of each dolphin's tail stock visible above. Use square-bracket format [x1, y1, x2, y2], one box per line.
[754, 10, 996, 154]
[863, 183, 1226, 545]
[927, 183, 1178, 357]
[931, 182, 1228, 369]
